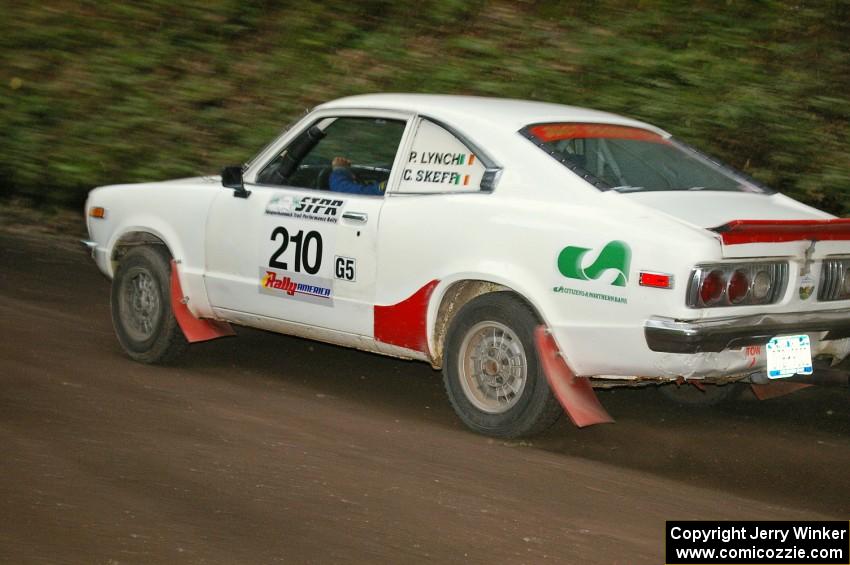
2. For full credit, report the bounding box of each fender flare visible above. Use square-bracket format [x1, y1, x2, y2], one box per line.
[425, 272, 562, 368]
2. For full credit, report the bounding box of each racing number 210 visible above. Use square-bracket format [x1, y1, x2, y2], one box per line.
[269, 227, 322, 275]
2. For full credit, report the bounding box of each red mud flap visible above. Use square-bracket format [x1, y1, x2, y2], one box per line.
[170, 260, 235, 343]
[534, 326, 614, 428]
[750, 382, 812, 401]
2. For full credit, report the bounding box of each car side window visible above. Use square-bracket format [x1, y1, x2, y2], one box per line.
[397, 119, 488, 194]
[256, 117, 407, 194]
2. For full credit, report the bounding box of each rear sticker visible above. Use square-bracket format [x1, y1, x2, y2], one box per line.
[552, 240, 630, 305]
[558, 240, 631, 287]
[799, 273, 815, 300]
[552, 286, 627, 305]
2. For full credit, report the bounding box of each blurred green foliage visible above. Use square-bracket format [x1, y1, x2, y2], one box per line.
[2, 1, 848, 214]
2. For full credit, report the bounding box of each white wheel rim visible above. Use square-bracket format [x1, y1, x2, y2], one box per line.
[120, 267, 162, 341]
[458, 321, 528, 414]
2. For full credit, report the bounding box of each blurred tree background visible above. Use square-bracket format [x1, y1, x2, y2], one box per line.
[1, 0, 848, 214]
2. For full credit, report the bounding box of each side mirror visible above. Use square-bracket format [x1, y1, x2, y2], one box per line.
[221, 165, 251, 199]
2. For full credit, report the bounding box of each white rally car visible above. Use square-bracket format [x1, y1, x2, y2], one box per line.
[84, 94, 850, 437]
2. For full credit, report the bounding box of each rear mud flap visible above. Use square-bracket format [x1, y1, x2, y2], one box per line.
[750, 382, 812, 400]
[170, 260, 235, 343]
[534, 326, 614, 427]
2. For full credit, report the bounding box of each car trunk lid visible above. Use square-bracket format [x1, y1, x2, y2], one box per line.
[622, 191, 850, 258]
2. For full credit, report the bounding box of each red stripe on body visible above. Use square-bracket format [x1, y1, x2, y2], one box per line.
[712, 219, 850, 244]
[374, 280, 440, 354]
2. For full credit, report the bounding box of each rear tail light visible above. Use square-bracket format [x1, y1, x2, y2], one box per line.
[687, 262, 788, 308]
[751, 269, 773, 300]
[727, 270, 750, 304]
[699, 270, 724, 305]
[819, 257, 850, 301]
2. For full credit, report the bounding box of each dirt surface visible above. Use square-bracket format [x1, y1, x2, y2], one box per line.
[1, 228, 849, 564]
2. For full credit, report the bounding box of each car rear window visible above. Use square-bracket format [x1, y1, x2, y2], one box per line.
[521, 122, 769, 194]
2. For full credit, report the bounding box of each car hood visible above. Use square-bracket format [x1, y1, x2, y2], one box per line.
[163, 175, 220, 185]
[620, 190, 832, 229]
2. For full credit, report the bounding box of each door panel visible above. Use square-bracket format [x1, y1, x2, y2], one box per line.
[204, 113, 412, 337]
[205, 185, 383, 335]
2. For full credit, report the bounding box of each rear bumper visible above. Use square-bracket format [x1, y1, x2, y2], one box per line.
[645, 309, 850, 353]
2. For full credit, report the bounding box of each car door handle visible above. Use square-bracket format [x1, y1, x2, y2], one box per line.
[342, 211, 368, 224]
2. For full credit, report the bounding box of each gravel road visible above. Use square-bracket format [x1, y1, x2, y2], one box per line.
[1, 231, 847, 564]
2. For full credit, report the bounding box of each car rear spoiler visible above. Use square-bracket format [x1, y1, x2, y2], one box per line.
[711, 219, 850, 245]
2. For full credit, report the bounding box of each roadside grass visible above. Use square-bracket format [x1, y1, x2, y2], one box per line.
[0, 198, 86, 240]
[2, 2, 848, 214]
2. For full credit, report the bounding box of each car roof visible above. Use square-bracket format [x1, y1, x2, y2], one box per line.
[317, 93, 670, 137]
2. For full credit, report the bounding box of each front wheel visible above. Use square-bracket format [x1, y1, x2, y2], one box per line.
[442, 293, 562, 438]
[110, 245, 188, 364]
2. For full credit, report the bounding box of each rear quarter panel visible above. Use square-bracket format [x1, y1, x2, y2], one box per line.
[375, 170, 721, 376]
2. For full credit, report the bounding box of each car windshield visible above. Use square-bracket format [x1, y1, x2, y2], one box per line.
[243, 114, 307, 171]
[522, 123, 769, 194]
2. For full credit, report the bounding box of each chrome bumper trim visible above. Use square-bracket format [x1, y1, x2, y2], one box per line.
[80, 239, 98, 259]
[645, 309, 850, 353]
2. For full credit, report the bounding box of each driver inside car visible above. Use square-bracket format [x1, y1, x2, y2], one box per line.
[329, 156, 387, 195]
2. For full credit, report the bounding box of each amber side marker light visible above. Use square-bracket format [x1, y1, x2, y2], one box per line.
[639, 271, 674, 289]
[89, 206, 106, 219]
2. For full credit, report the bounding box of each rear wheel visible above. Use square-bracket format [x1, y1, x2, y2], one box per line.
[442, 293, 561, 438]
[111, 245, 188, 364]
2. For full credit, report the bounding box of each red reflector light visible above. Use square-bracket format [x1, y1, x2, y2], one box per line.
[700, 270, 725, 305]
[639, 272, 673, 289]
[89, 206, 106, 219]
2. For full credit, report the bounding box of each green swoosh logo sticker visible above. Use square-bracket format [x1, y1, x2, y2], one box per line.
[557, 240, 631, 287]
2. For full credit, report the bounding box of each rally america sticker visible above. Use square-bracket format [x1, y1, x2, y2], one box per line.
[266, 195, 344, 224]
[259, 267, 334, 307]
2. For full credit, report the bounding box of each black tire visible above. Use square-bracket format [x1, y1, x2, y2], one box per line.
[658, 381, 739, 406]
[110, 245, 188, 364]
[442, 293, 562, 438]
